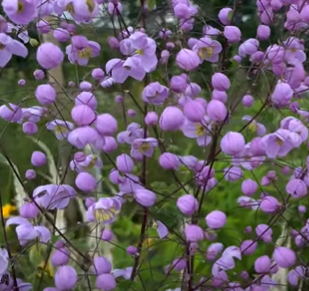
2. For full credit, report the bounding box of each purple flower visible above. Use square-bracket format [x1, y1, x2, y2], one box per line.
[117, 123, 144, 145]
[92, 256, 112, 275]
[54, 0, 99, 23]
[6, 216, 51, 246]
[128, 31, 158, 72]
[130, 137, 158, 160]
[160, 106, 185, 131]
[207, 100, 227, 122]
[211, 73, 230, 91]
[286, 178, 307, 198]
[159, 152, 180, 170]
[205, 210, 227, 229]
[7, 23, 29, 43]
[273, 247, 296, 268]
[176, 49, 200, 71]
[142, 82, 169, 105]
[51, 247, 70, 267]
[184, 224, 204, 242]
[36, 43, 64, 69]
[176, 194, 198, 216]
[223, 26, 242, 43]
[255, 224, 272, 243]
[88, 197, 121, 225]
[33, 184, 76, 210]
[271, 82, 293, 107]
[220, 131, 246, 156]
[46, 119, 75, 140]
[240, 240, 257, 255]
[75, 91, 98, 110]
[192, 36, 222, 63]
[2, 0, 37, 25]
[262, 129, 302, 159]
[241, 179, 258, 196]
[134, 189, 156, 207]
[254, 255, 271, 273]
[106, 57, 146, 83]
[66, 36, 100, 66]
[55, 265, 77, 291]
[68, 126, 105, 150]
[0, 33, 28, 67]
[257, 25, 271, 40]
[71, 105, 96, 126]
[35, 84, 56, 106]
[96, 274, 116, 291]
[31, 151, 46, 167]
[181, 116, 212, 147]
[0, 103, 22, 123]
[183, 100, 206, 122]
[70, 154, 103, 173]
[218, 7, 233, 25]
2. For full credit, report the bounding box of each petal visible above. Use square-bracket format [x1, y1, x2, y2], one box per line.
[6, 216, 32, 227]
[6, 40, 28, 58]
[34, 226, 51, 242]
[156, 220, 168, 239]
[0, 49, 12, 67]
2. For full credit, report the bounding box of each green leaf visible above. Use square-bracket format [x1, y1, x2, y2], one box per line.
[147, 0, 156, 11]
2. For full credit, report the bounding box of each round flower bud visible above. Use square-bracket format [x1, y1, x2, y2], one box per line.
[159, 106, 185, 131]
[207, 100, 227, 122]
[145, 111, 158, 126]
[176, 194, 199, 216]
[25, 169, 36, 180]
[240, 239, 257, 255]
[96, 274, 116, 291]
[31, 151, 47, 167]
[159, 153, 180, 170]
[254, 255, 271, 273]
[205, 210, 227, 229]
[211, 73, 230, 91]
[23, 122, 38, 135]
[37, 43, 64, 69]
[71, 105, 96, 126]
[183, 100, 206, 122]
[116, 154, 134, 173]
[54, 265, 77, 291]
[95, 114, 118, 136]
[134, 189, 156, 207]
[93, 256, 112, 275]
[75, 172, 97, 192]
[220, 131, 246, 156]
[184, 224, 204, 242]
[19, 202, 39, 218]
[35, 84, 56, 105]
[273, 247, 296, 268]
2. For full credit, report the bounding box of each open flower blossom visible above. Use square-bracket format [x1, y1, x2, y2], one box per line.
[6, 216, 51, 246]
[262, 129, 302, 159]
[70, 154, 103, 173]
[66, 35, 101, 66]
[0, 33, 28, 67]
[54, 0, 99, 23]
[181, 116, 212, 146]
[46, 119, 75, 140]
[130, 137, 158, 160]
[33, 184, 76, 210]
[87, 197, 122, 225]
[193, 36, 222, 63]
[2, 0, 37, 25]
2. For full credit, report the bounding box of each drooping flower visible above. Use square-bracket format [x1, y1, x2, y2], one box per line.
[142, 82, 169, 105]
[2, 0, 37, 25]
[66, 35, 101, 66]
[6, 216, 51, 246]
[181, 116, 212, 147]
[130, 138, 158, 160]
[192, 36, 222, 63]
[33, 184, 76, 210]
[46, 119, 75, 140]
[128, 31, 158, 72]
[88, 197, 121, 225]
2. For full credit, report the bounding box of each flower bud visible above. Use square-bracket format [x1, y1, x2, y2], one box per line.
[223, 26, 241, 43]
[205, 210, 227, 229]
[55, 265, 77, 290]
[93, 256, 112, 275]
[176, 194, 198, 216]
[37, 43, 64, 69]
[159, 153, 180, 170]
[75, 172, 97, 192]
[145, 111, 158, 126]
[31, 151, 47, 167]
[184, 224, 204, 242]
[211, 73, 230, 91]
[220, 131, 245, 155]
[176, 49, 200, 71]
[183, 100, 206, 122]
[159, 106, 185, 131]
[134, 189, 156, 207]
[207, 100, 227, 122]
[71, 105, 96, 126]
[254, 255, 271, 273]
[116, 154, 134, 173]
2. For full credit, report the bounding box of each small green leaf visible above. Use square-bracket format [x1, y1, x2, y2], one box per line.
[147, 0, 156, 11]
